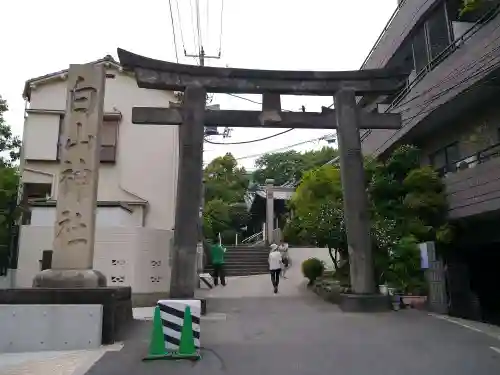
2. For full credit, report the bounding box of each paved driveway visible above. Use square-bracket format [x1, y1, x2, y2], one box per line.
[84, 248, 500, 375]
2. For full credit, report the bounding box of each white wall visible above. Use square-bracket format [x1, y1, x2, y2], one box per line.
[23, 113, 60, 160]
[16, 226, 174, 294]
[24, 65, 179, 230]
[30, 206, 143, 227]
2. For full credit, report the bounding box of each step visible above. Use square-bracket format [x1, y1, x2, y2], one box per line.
[205, 264, 268, 270]
[223, 259, 269, 265]
[225, 254, 269, 259]
[224, 256, 269, 261]
[205, 267, 269, 274]
[206, 263, 268, 270]
[225, 251, 269, 256]
[225, 247, 269, 252]
[205, 272, 269, 277]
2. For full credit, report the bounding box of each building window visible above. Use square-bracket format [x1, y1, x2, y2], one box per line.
[411, 2, 452, 74]
[429, 142, 460, 171]
[57, 116, 118, 163]
[23, 182, 52, 200]
[427, 3, 451, 60]
[412, 25, 429, 74]
[100, 121, 118, 163]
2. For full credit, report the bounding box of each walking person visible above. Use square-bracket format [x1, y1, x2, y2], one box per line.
[278, 240, 290, 278]
[210, 236, 227, 287]
[269, 243, 283, 294]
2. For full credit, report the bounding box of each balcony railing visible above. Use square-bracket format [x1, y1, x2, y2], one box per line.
[388, 4, 500, 111]
[435, 142, 500, 177]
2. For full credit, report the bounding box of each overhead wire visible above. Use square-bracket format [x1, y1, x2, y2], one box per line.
[174, 0, 187, 55]
[214, 93, 330, 144]
[204, 129, 295, 145]
[189, 0, 200, 59]
[218, 0, 225, 56]
[168, 0, 179, 63]
[195, 0, 203, 51]
[205, 0, 210, 51]
[234, 135, 335, 161]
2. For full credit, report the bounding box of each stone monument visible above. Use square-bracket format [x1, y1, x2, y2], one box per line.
[33, 64, 107, 288]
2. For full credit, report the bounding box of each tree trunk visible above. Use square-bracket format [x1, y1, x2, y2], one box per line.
[328, 247, 339, 271]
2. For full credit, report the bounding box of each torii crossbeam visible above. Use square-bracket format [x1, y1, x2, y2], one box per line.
[117, 48, 406, 307]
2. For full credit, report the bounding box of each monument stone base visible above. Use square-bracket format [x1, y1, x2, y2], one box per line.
[339, 293, 391, 313]
[32, 269, 107, 288]
[0, 287, 132, 345]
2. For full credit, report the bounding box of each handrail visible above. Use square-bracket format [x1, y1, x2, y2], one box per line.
[360, 0, 409, 69]
[436, 142, 500, 177]
[241, 231, 263, 244]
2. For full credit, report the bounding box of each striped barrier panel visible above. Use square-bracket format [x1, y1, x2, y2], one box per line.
[144, 299, 201, 361]
[159, 299, 201, 351]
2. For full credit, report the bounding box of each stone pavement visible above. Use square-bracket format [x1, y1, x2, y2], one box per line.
[82, 248, 500, 375]
[0, 343, 123, 375]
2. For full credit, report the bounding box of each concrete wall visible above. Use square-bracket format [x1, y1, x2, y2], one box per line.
[23, 65, 179, 230]
[362, 12, 500, 157]
[16, 226, 174, 304]
[0, 304, 103, 353]
[415, 98, 500, 220]
[445, 157, 500, 219]
[30, 205, 143, 227]
[418, 102, 500, 165]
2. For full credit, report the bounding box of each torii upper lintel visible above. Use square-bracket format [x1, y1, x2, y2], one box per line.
[117, 48, 407, 96]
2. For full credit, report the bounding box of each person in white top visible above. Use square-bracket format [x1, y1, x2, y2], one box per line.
[269, 243, 283, 294]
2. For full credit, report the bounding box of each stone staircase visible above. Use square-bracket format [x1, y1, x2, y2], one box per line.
[204, 245, 270, 277]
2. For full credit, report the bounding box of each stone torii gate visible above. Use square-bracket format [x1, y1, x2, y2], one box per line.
[117, 48, 406, 308]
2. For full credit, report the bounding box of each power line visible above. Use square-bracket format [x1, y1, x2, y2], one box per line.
[195, 0, 203, 51]
[220, 93, 335, 143]
[205, 0, 210, 46]
[174, 0, 187, 54]
[168, 0, 179, 63]
[189, 0, 199, 58]
[204, 128, 295, 145]
[234, 135, 335, 161]
[218, 0, 225, 56]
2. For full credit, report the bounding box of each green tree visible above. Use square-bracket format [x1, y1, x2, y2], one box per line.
[288, 165, 345, 266]
[203, 199, 230, 240]
[0, 96, 21, 274]
[204, 153, 248, 203]
[252, 146, 338, 186]
[202, 153, 250, 243]
[289, 145, 451, 290]
[0, 97, 21, 166]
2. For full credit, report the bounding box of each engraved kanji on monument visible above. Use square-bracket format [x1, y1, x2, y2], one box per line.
[52, 65, 105, 271]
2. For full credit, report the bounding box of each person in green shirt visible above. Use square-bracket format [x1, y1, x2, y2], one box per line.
[210, 237, 227, 286]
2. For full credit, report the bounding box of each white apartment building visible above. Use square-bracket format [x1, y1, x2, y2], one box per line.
[16, 55, 180, 305]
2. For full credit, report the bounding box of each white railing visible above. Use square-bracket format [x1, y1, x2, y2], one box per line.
[241, 231, 264, 244]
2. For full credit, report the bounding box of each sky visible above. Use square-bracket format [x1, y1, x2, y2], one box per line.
[2, 0, 398, 170]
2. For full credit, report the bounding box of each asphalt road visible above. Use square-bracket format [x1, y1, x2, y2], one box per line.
[84, 294, 500, 375]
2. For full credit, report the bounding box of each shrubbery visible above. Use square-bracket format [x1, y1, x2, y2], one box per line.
[302, 257, 324, 285]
